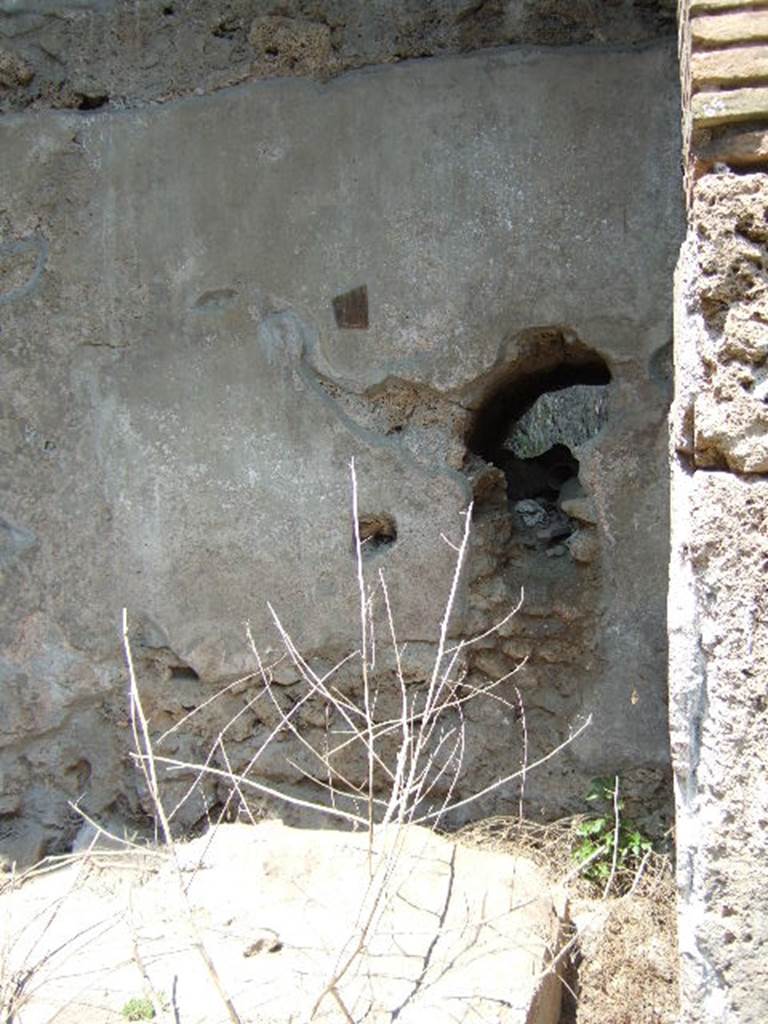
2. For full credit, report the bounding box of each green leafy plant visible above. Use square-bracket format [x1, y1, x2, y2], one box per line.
[572, 777, 653, 889]
[121, 996, 155, 1021]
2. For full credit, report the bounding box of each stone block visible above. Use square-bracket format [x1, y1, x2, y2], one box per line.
[699, 126, 768, 166]
[691, 0, 768, 9]
[691, 86, 768, 126]
[692, 44, 768, 87]
[560, 496, 598, 524]
[505, 384, 609, 459]
[0, 45, 32, 88]
[691, 10, 768, 45]
[1, 822, 565, 1023]
[693, 392, 768, 473]
[566, 529, 599, 563]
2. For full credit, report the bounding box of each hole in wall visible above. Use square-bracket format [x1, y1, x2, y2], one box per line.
[356, 513, 397, 554]
[212, 17, 239, 38]
[466, 332, 610, 552]
[64, 758, 92, 793]
[169, 664, 200, 682]
[75, 93, 109, 111]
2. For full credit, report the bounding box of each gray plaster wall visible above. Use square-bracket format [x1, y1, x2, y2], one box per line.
[1, 42, 681, 860]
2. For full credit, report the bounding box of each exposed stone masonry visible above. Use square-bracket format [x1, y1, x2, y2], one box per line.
[683, 0, 768, 175]
[0, 0, 676, 113]
[672, 2, 768, 1020]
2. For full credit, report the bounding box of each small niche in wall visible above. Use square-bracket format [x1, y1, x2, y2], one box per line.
[466, 335, 610, 552]
[356, 513, 397, 555]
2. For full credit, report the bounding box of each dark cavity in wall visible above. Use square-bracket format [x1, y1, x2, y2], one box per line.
[467, 356, 610, 493]
[466, 338, 610, 553]
[356, 512, 397, 555]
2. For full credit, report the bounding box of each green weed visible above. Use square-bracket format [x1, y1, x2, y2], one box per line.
[121, 995, 155, 1021]
[572, 777, 653, 888]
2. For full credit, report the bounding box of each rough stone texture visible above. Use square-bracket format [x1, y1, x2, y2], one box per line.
[691, 45, 768, 87]
[0, 822, 564, 1023]
[691, 0, 768, 8]
[570, 896, 679, 1024]
[505, 384, 609, 459]
[699, 126, 768, 167]
[0, 42, 31, 86]
[676, 6, 768, 1018]
[678, 175, 768, 473]
[0, 0, 677, 114]
[692, 86, 768, 128]
[691, 10, 768, 45]
[0, 43, 681, 862]
[682, 0, 768, 183]
[670, 171, 768, 1023]
[247, 15, 334, 77]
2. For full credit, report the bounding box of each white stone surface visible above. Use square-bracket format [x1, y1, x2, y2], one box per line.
[0, 822, 563, 1024]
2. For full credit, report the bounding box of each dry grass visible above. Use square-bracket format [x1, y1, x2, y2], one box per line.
[573, 888, 678, 1024]
[455, 814, 679, 1024]
[455, 815, 582, 886]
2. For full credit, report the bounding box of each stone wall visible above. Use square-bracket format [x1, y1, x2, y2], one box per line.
[0, 0, 676, 112]
[671, 2, 768, 1020]
[1, 4, 681, 864]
